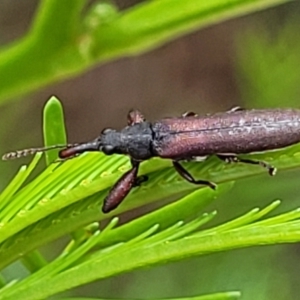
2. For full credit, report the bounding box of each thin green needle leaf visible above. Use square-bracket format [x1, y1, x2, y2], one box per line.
[58, 291, 241, 300]
[20, 251, 48, 273]
[133, 221, 184, 248]
[43, 96, 67, 165]
[0, 181, 230, 270]
[195, 200, 281, 236]
[4, 206, 299, 300]
[164, 212, 217, 242]
[100, 183, 233, 247]
[0, 153, 42, 218]
[66, 219, 118, 254]
[120, 224, 160, 248]
[19, 231, 102, 287]
[3, 202, 300, 299]
[138, 212, 216, 248]
[249, 206, 300, 227]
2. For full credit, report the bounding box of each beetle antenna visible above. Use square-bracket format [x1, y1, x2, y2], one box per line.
[2, 144, 76, 160]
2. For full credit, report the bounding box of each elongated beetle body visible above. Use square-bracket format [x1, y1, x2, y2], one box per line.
[4, 107, 300, 213]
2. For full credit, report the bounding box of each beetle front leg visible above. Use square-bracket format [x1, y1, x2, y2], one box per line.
[217, 154, 276, 176]
[127, 110, 145, 125]
[102, 160, 141, 213]
[172, 161, 216, 189]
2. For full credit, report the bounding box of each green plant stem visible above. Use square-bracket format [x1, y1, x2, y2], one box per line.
[0, 0, 85, 101]
[0, 0, 292, 102]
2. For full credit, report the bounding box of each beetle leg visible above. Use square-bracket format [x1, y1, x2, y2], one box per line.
[133, 175, 148, 187]
[217, 154, 276, 176]
[102, 160, 140, 213]
[172, 161, 216, 189]
[127, 110, 145, 125]
[227, 106, 244, 113]
[182, 111, 198, 117]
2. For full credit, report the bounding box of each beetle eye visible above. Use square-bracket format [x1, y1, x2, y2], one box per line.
[101, 128, 114, 135]
[102, 145, 115, 155]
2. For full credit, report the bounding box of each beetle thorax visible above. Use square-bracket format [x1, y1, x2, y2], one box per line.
[101, 122, 154, 160]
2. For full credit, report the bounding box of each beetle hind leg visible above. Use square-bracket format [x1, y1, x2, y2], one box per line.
[133, 175, 148, 187]
[102, 160, 145, 213]
[172, 161, 216, 189]
[217, 154, 276, 176]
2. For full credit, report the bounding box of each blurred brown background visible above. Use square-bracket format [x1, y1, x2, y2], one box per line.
[1, 0, 246, 154]
[1, 1, 297, 154]
[1, 1, 300, 299]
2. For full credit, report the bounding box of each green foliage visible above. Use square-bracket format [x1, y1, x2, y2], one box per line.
[236, 17, 300, 107]
[0, 0, 292, 102]
[1, 97, 300, 299]
[43, 97, 67, 165]
[0, 1, 297, 299]
[58, 294, 241, 300]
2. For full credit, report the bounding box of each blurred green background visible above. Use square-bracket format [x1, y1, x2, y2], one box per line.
[1, 1, 300, 299]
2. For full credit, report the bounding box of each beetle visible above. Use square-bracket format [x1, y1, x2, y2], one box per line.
[3, 107, 300, 213]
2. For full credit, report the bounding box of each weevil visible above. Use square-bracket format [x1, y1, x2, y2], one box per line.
[3, 107, 300, 213]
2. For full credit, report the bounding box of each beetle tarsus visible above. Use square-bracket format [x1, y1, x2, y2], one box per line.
[172, 161, 216, 190]
[217, 154, 277, 176]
